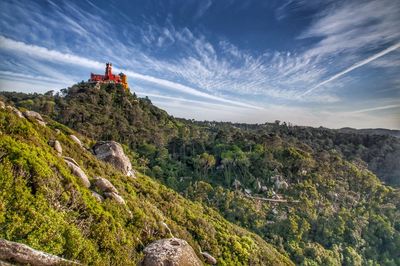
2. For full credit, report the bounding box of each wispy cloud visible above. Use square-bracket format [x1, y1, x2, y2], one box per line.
[349, 104, 400, 114]
[1, 0, 399, 128]
[302, 42, 400, 96]
[0, 35, 260, 109]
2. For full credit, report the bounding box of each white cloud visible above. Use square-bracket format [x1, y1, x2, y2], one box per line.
[0, 35, 260, 109]
[1, 0, 399, 128]
[349, 104, 400, 114]
[302, 42, 400, 96]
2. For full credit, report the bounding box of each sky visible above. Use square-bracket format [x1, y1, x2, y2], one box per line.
[0, 0, 399, 129]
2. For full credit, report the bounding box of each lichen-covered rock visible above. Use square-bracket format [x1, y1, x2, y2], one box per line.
[201, 251, 217, 265]
[93, 141, 135, 177]
[70, 135, 83, 147]
[94, 177, 118, 194]
[23, 110, 46, 126]
[91, 191, 104, 202]
[49, 140, 62, 156]
[0, 239, 80, 266]
[63, 157, 90, 188]
[104, 192, 125, 205]
[141, 238, 202, 266]
[6, 106, 24, 119]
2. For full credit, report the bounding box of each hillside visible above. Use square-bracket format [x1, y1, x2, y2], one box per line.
[0, 103, 292, 265]
[2, 84, 399, 186]
[1, 83, 400, 265]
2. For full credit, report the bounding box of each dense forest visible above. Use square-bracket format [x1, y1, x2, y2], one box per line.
[1, 83, 400, 265]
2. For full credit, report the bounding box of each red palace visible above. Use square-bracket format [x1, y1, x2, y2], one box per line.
[89, 63, 128, 90]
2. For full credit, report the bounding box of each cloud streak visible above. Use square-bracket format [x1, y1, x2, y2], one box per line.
[349, 104, 400, 114]
[0, 35, 260, 110]
[302, 42, 400, 96]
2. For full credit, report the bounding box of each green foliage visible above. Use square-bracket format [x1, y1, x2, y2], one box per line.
[0, 108, 292, 265]
[1, 84, 399, 265]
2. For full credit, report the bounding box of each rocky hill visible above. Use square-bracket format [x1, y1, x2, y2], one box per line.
[0, 102, 292, 265]
[1, 83, 400, 265]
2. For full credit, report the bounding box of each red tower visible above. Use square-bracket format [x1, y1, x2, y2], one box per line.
[105, 63, 112, 79]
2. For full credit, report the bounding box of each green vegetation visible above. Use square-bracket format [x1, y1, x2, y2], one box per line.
[0, 108, 292, 265]
[1, 83, 400, 265]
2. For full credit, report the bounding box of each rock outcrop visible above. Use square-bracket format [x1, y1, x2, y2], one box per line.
[0, 239, 80, 266]
[92, 141, 135, 177]
[23, 110, 46, 126]
[91, 191, 104, 202]
[49, 140, 62, 156]
[69, 135, 83, 147]
[93, 177, 125, 204]
[63, 157, 90, 188]
[94, 176, 118, 194]
[104, 192, 125, 205]
[200, 251, 217, 265]
[6, 106, 24, 119]
[141, 238, 202, 266]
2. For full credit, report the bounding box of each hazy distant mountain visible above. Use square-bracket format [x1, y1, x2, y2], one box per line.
[339, 127, 400, 138]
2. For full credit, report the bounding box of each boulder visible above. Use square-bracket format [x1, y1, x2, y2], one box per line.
[275, 179, 289, 190]
[200, 252, 217, 265]
[49, 140, 62, 156]
[232, 179, 241, 190]
[0, 100, 5, 109]
[104, 192, 125, 205]
[63, 158, 90, 188]
[93, 141, 135, 177]
[0, 239, 80, 266]
[6, 106, 24, 119]
[141, 238, 202, 266]
[91, 191, 104, 202]
[70, 135, 83, 147]
[63, 156, 79, 167]
[94, 177, 118, 194]
[23, 110, 46, 126]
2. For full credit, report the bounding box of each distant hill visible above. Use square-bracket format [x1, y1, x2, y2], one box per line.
[339, 127, 400, 138]
[1, 83, 400, 265]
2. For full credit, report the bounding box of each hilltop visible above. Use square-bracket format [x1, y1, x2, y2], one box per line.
[1, 83, 400, 265]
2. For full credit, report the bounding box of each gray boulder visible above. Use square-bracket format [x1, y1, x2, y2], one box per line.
[93, 141, 135, 177]
[94, 177, 118, 194]
[63, 157, 90, 188]
[0, 239, 80, 266]
[201, 251, 217, 265]
[23, 110, 46, 126]
[6, 106, 24, 119]
[104, 192, 125, 205]
[91, 191, 104, 202]
[69, 135, 83, 147]
[49, 140, 62, 156]
[141, 238, 202, 266]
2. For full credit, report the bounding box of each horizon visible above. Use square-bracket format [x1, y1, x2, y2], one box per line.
[0, 0, 399, 129]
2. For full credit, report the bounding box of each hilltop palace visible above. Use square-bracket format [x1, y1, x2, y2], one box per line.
[89, 63, 129, 90]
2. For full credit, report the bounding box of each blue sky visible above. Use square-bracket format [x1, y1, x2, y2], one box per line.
[0, 0, 399, 129]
